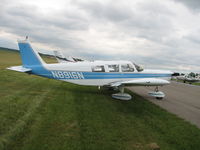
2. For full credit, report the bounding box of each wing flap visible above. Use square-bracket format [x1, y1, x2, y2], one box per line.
[7, 66, 32, 73]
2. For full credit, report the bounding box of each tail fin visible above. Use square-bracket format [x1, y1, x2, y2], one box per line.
[18, 39, 45, 67]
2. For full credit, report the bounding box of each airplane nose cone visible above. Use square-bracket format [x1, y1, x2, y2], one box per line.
[169, 71, 174, 75]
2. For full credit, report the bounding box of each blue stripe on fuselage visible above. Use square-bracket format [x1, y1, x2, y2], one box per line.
[29, 67, 171, 80]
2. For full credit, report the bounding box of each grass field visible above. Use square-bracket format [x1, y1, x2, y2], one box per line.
[172, 79, 200, 86]
[1, 49, 200, 150]
[193, 82, 200, 86]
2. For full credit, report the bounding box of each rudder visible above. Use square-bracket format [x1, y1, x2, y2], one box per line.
[18, 39, 45, 67]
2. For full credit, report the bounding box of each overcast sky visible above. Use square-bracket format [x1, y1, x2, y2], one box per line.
[0, 0, 200, 72]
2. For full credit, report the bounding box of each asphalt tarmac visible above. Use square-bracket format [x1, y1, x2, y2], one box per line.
[128, 81, 200, 128]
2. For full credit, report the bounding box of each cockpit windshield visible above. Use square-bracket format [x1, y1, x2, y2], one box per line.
[133, 63, 144, 72]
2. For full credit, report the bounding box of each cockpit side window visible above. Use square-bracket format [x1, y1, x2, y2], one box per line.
[107, 65, 119, 72]
[134, 63, 144, 72]
[121, 64, 134, 72]
[92, 65, 105, 72]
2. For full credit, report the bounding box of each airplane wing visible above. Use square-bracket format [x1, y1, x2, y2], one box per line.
[7, 66, 32, 73]
[109, 78, 170, 87]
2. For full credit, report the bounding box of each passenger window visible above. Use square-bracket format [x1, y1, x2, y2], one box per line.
[108, 65, 119, 72]
[121, 64, 134, 72]
[92, 65, 105, 72]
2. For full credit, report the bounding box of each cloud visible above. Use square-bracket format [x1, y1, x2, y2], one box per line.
[173, 0, 200, 11]
[0, 0, 199, 72]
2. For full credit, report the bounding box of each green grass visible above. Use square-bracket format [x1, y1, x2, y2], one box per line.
[172, 78, 200, 86]
[193, 82, 200, 86]
[1, 49, 200, 150]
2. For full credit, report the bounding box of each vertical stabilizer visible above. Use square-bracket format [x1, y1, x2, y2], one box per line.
[18, 39, 45, 67]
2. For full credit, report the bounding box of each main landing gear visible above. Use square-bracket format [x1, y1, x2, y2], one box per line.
[148, 86, 165, 100]
[112, 86, 132, 101]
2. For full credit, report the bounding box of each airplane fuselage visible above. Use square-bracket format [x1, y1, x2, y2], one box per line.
[29, 61, 172, 86]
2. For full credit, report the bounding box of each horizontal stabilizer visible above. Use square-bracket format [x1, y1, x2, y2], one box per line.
[7, 66, 32, 73]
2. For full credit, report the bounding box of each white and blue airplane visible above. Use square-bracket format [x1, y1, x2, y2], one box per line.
[7, 38, 173, 100]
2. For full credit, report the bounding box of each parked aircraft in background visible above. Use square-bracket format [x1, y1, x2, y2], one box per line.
[7, 38, 173, 100]
[176, 75, 200, 83]
[53, 50, 85, 63]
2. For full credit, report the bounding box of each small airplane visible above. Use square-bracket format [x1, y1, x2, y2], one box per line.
[7, 38, 173, 100]
[176, 75, 200, 84]
[53, 50, 85, 63]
